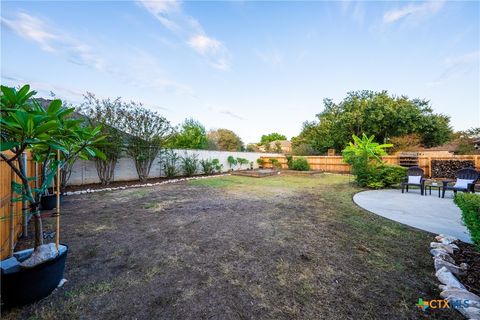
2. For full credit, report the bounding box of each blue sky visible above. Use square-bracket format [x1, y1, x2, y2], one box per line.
[1, 1, 479, 144]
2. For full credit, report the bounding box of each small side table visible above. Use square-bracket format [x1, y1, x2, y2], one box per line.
[424, 181, 442, 198]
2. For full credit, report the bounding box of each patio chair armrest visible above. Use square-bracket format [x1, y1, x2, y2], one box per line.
[442, 180, 455, 186]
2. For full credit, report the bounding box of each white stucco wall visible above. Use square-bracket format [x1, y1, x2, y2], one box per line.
[67, 149, 280, 186]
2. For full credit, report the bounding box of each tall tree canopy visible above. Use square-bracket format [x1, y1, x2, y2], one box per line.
[292, 90, 452, 155]
[207, 129, 244, 151]
[169, 118, 208, 149]
[259, 132, 287, 145]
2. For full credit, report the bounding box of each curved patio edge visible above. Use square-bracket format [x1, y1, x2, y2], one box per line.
[352, 189, 472, 243]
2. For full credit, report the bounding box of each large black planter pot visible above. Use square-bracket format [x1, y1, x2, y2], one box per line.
[1, 246, 68, 309]
[40, 194, 63, 210]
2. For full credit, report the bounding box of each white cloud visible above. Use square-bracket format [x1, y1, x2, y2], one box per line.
[137, 0, 231, 70]
[2, 11, 193, 97]
[427, 50, 480, 87]
[1, 12, 104, 70]
[187, 34, 221, 55]
[383, 1, 445, 24]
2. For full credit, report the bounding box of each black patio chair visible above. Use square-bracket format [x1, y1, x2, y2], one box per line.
[401, 166, 425, 195]
[442, 167, 479, 198]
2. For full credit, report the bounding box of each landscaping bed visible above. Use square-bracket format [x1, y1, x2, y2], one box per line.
[230, 169, 278, 178]
[452, 242, 480, 296]
[4, 175, 460, 319]
[63, 173, 225, 192]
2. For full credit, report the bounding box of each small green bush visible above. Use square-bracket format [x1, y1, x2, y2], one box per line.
[269, 158, 282, 169]
[181, 154, 199, 176]
[291, 157, 310, 171]
[364, 164, 406, 189]
[200, 159, 215, 174]
[236, 157, 249, 169]
[454, 193, 480, 249]
[257, 158, 265, 167]
[212, 158, 223, 172]
[162, 150, 179, 178]
[227, 156, 237, 170]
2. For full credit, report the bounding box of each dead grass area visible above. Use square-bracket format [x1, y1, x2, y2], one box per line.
[4, 174, 461, 319]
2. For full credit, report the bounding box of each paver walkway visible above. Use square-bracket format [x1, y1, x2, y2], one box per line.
[353, 189, 472, 243]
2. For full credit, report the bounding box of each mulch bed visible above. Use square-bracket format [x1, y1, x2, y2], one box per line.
[63, 173, 223, 192]
[452, 241, 480, 296]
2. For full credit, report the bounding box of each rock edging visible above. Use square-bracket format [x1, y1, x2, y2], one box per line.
[431, 234, 480, 319]
[64, 174, 230, 196]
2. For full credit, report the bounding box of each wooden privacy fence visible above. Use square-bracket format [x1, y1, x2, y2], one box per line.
[261, 155, 480, 176]
[0, 152, 37, 260]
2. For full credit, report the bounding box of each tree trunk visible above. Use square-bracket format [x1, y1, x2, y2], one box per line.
[95, 157, 117, 185]
[60, 155, 78, 191]
[18, 157, 44, 249]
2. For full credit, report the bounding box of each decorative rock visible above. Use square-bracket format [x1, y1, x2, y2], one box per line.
[435, 234, 458, 245]
[441, 288, 480, 308]
[435, 267, 465, 289]
[434, 258, 467, 276]
[57, 278, 68, 288]
[431, 248, 449, 257]
[433, 252, 456, 264]
[20, 243, 58, 268]
[63, 174, 230, 196]
[430, 242, 457, 254]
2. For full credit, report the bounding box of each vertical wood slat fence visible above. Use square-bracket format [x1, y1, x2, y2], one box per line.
[0, 152, 37, 260]
[261, 155, 480, 176]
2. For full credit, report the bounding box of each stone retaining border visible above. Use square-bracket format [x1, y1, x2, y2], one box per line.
[64, 174, 230, 196]
[430, 234, 480, 319]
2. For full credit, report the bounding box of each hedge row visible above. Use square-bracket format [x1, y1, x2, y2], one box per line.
[454, 193, 480, 249]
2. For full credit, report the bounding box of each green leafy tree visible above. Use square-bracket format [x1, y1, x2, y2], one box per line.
[170, 118, 208, 150]
[123, 103, 174, 182]
[79, 92, 127, 185]
[294, 90, 452, 154]
[260, 133, 287, 145]
[1, 85, 104, 251]
[208, 129, 244, 151]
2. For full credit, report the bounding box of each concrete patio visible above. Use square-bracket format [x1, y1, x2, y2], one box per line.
[353, 189, 472, 243]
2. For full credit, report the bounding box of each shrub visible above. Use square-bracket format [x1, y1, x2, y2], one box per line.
[270, 158, 282, 169]
[364, 164, 406, 189]
[257, 158, 265, 168]
[227, 155, 238, 170]
[212, 158, 223, 173]
[236, 157, 249, 169]
[200, 158, 215, 174]
[291, 157, 310, 171]
[162, 150, 179, 178]
[454, 193, 480, 249]
[342, 134, 393, 188]
[181, 154, 199, 176]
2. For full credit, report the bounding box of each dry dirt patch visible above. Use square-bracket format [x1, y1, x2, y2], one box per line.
[4, 175, 460, 319]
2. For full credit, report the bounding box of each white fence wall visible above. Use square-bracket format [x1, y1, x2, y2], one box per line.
[67, 149, 280, 186]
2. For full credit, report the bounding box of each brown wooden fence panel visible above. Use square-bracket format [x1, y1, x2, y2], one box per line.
[0, 152, 36, 260]
[261, 155, 480, 176]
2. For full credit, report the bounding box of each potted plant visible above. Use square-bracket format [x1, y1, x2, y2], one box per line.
[0, 85, 104, 308]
